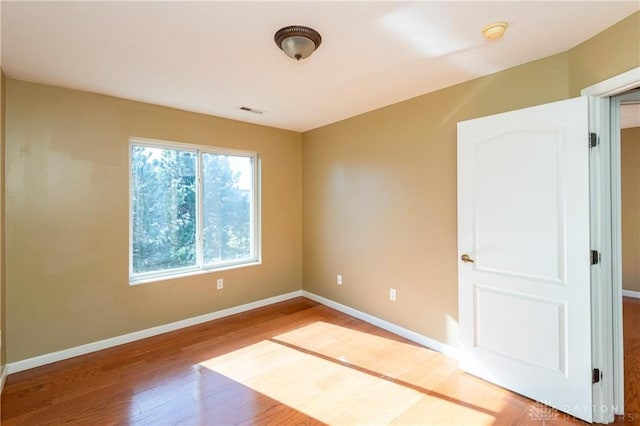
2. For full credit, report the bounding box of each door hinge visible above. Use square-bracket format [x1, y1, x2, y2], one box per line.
[591, 250, 601, 265]
[592, 368, 601, 384]
[589, 132, 599, 148]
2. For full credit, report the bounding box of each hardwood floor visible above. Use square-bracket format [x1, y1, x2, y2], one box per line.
[1, 296, 639, 425]
[623, 296, 640, 421]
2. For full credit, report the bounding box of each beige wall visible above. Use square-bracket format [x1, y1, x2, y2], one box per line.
[302, 13, 639, 347]
[1, 70, 5, 370]
[622, 127, 640, 293]
[5, 80, 302, 362]
[569, 12, 640, 96]
[302, 53, 570, 345]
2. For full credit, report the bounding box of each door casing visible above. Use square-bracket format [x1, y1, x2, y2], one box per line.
[582, 66, 640, 422]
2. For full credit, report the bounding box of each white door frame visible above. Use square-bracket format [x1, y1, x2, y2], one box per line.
[582, 66, 640, 422]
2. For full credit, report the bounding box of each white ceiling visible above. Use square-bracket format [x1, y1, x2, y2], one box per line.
[1, 1, 639, 132]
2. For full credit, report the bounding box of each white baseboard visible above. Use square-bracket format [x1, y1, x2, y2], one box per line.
[0, 364, 7, 393]
[622, 289, 640, 299]
[7, 289, 457, 375]
[7, 290, 304, 374]
[303, 291, 459, 359]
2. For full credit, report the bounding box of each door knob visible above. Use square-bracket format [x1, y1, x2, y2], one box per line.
[460, 254, 475, 263]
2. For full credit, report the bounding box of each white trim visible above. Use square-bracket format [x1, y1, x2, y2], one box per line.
[622, 289, 640, 299]
[303, 291, 459, 359]
[589, 95, 615, 422]
[128, 137, 261, 285]
[0, 365, 7, 393]
[582, 67, 640, 98]
[583, 67, 640, 420]
[129, 136, 258, 157]
[610, 93, 626, 416]
[129, 261, 262, 286]
[7, 290, 303, 374]
[7, 290, 460, 375]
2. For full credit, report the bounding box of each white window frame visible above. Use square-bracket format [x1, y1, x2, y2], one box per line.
[128, 137, 261, 285]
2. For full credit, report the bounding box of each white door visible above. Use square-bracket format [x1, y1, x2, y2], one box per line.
[457, 96, 593, 422]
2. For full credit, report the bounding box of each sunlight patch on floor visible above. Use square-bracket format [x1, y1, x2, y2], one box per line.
[273, 321, 456, 386]
[199, 321, 509, 425]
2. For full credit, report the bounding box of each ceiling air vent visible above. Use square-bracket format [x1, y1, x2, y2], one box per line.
[239, 106, 264, 114]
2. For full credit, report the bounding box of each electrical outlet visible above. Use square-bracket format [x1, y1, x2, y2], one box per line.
[389, 288, 397, 301]
[217, 278, 224, 290]
[337, 274, 343, 285]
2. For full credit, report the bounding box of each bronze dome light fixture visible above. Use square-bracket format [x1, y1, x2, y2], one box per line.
[274, 25, 322, 61]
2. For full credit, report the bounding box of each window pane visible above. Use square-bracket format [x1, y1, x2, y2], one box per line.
[202, 153, 252, 265]
[131, 145, 197, 274]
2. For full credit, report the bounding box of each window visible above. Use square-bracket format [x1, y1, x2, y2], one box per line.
[129, 138, 259, 283]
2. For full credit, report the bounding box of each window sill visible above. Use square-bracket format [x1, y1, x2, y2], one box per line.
[129, 261, 262, 286]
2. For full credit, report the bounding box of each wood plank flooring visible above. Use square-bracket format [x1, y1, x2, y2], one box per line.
[1, 296, 639, 425]
[623, 296, 640, 421]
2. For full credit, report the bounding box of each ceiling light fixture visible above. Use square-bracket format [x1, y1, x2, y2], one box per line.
[482, 21, 509, 41]
[274, 25, 322, 61]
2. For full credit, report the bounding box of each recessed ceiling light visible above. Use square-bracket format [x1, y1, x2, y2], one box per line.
[482, 21, 509, 41]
